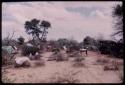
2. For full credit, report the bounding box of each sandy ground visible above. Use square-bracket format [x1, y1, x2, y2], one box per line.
[2, 51, 123, 83]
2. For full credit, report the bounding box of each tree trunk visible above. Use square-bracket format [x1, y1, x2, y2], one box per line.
[41, 27, 46, 41]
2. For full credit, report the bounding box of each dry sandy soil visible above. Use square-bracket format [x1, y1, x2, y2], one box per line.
[2, 51, 123, 83]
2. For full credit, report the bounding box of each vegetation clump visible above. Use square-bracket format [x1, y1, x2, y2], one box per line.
[2, 49, 15, 66]
[72, 52, 86, 67]
[21, 45, 40, 56]
[96, 57, 110, 65]
[103, 60, 121, 71]
[50, 70, 80, 83]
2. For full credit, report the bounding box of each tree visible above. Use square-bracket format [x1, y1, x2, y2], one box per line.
[68, 39, 80, 51]
[83, 36, 91, 45]
[83, 36, 96, 46]
[2, 31, 16, 46]
[112, 4, 123, 41]
[57, 38, 70, 48]
[25, 19, 51, 43]
[83, 36, 98, 50]
[40, 20, 51, 40]
[18, 36, 25, 45]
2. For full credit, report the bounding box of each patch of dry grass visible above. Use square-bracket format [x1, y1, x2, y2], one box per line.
[118, 71, 123, 82]
[103, 60, 122, 71]
[96, 57, 110, 65]
[49, 70, 80, 83]
[72, 53, 86, 68]
[103, 64, 119, 71]
[73, 56, 85, 62]
[33, 60, 45, 67]
[72, 62, 86, 67]
[2, 68, 16, 83]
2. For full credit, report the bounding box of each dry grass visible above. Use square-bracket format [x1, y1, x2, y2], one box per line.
[72, 55, 86, 67]
[73, 57, 85, 62]
[72, 62, 86, 67]
[55, 52, 64, 61]
[117, 70, 123, 82]
[103, 64, 119, 71]
[103, 60, 122, 71]
[49, 70, 80, 83]
[33, 60, 45, 67]
[111, 60, 123, 66]
[96, 57, 110, 65]
[2, 68, 16, 83]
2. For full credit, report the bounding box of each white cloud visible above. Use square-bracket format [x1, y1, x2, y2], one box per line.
[2, 1, 122, 42]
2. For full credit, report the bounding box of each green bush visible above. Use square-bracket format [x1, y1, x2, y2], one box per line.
[2, 49, 15, 66]
[21, 45, 40, 56]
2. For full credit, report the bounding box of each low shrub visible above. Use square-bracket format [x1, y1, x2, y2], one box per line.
[103, 61, 120, 71]
[103, 59, 123, 71]
[103, 64, 119, 71]
[73, 57, 85, 62]
[55, 52, 63, 61]
[2, 49, 15, 66]
[72, 56, 86, 67]
[21, 45, 40, 56]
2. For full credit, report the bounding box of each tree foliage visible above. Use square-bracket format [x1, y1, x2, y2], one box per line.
[18, 36, 25, 45]
[83, 36, 99, 51]
[83, 36, 97, 46]
[112, 4, 123, 40]
[25, 19, 51, 43]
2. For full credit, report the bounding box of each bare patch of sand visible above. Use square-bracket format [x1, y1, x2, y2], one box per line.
[2, 51, 123, 83]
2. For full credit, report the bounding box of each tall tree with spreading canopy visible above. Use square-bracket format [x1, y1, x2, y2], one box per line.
[112, 4, 123, 42]
[25, 19, 51, 44]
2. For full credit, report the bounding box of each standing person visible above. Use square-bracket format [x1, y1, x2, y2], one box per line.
[86, 46, 88, 56]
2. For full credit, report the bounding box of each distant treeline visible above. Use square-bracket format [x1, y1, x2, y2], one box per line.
[2, 35, 123, 58]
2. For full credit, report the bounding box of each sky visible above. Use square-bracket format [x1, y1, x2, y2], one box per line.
[2, 1, 122, 42]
